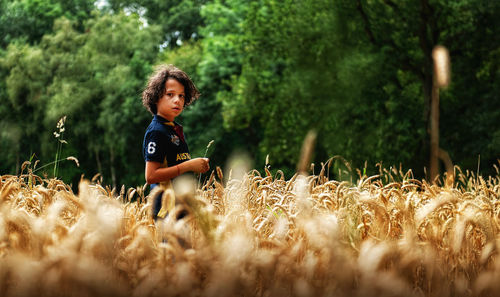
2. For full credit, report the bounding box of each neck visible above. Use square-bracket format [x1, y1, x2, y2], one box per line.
[157, 113, 174, 122]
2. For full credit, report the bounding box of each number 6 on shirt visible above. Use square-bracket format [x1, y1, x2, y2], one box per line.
[148, 142, 156, 154]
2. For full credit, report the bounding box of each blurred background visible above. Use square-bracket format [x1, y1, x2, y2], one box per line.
[0, 0, 498, 188]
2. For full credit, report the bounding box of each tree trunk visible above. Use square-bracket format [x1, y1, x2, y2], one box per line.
[418, 0, 439, 181]
[429, 82, 440, 181]
[95, 148, 102, 176]
[109, 147, 116, 189]
[15, 150, 20, 175]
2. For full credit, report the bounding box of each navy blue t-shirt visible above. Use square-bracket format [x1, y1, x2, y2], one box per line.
[143, 115, 191, 176]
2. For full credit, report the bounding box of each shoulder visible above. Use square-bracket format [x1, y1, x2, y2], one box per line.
[144, 120, 168, 147]
[145, 118, 168, 136]
[146, 117, 163, 131]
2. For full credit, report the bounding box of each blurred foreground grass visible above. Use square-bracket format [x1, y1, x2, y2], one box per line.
[1, 164, 500, 297]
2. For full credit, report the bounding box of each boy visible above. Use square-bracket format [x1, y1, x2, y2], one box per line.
[142, 64, 209, 220]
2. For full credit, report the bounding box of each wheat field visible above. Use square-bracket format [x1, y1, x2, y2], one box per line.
[1, 162, 500, 297]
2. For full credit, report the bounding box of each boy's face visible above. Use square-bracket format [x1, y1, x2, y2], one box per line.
[157, 78, 185, 121]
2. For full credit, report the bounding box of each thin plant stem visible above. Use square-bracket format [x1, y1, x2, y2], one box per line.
[53, 116, 67, 178]
[198, 140, 214, 189]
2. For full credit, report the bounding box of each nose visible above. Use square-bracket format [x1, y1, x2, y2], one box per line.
[173, 95, 183, 104]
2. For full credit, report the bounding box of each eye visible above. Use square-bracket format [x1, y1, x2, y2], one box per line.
[166, 93, 173, 97]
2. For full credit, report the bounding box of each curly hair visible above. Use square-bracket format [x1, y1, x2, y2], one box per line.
[142, 64, 200, 115]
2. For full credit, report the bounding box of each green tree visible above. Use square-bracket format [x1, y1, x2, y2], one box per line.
[0, 0, 94, 47]
[342, 0, 500, 176]
[0, 0, 94, 175]
[1, 0, 498, 185]
[214, 0, 390, 173]
[0, 12, 161, 187]
[107, 0, 210, 48]
[158, 0, 252, 173]
[213, 0, 499, 177]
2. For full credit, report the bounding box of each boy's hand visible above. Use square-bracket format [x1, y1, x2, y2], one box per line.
[186, 158, 210, 173]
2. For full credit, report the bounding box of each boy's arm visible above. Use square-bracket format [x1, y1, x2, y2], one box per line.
[145, 158, 210, 184]
[145, 161, 180, 184]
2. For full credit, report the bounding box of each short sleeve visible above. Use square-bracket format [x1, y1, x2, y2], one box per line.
[144, 130, 167, 163]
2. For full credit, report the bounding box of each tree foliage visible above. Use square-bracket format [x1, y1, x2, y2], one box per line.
[106, 0, 209, 48]
[0, 0, 94, 47]
[209, 0, 499, 176]
[0, 10, 161, 187]
[0, 0, 498, 187]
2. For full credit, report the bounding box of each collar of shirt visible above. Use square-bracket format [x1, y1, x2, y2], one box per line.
[153, 114, 179, 126]
[153, 114, 185, 142]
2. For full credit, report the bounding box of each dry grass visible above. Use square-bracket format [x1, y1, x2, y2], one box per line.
[1, 163, 500, 297]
